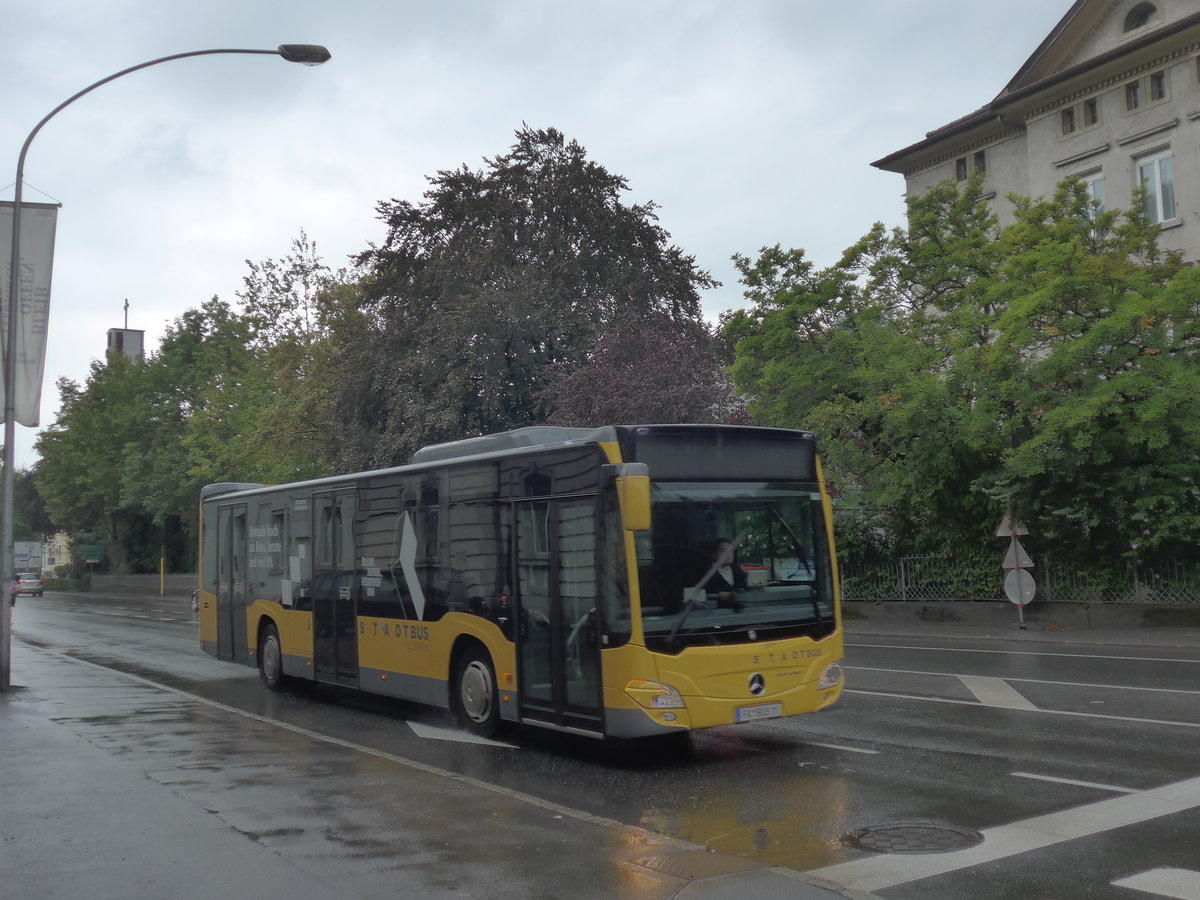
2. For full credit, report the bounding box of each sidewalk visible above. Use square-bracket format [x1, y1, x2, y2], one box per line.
[843, 600, 1200, 650]
[0, 641, 861, 900]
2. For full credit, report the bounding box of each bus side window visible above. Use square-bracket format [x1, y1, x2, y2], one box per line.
[289, 495, 312, 611]
[358, 509, 405, 619]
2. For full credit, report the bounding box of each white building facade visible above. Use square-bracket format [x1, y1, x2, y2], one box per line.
[875, 1, 1200, 262]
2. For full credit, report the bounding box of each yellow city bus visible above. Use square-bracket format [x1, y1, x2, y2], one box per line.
[198, 424, 844, 739]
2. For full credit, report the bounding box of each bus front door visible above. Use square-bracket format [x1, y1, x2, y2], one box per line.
[312, 490, 359, 685]
[515, 498, 604, 734]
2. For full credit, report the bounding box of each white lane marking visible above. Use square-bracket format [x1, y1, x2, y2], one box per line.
[849, 665, 1200, 697]
[1011, 772, 1138, 794]
[1114, 868, 1200, 899]
[806, 741, 880, 755]
[846, 689, 1200, 730]
[408, 721, 516, 748]
[958, 676, 1038, 711]
[809, 775, 1200, 893]
[847, 642, 1200, 666]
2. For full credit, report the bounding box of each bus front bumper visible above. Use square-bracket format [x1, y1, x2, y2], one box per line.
[604, 675, 844, 739]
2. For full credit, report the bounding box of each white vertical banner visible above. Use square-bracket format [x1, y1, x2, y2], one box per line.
[0, 201, 59, 427]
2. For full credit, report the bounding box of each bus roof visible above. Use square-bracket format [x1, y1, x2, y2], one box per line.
[409, 425, 617, 464]
[201, 424, 817, 503]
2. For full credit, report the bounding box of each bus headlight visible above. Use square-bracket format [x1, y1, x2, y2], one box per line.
[625, 679, 685, 709]
[818, 663, 844, 691]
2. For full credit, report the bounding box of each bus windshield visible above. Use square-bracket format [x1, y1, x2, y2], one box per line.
[635, 482, 835, 652]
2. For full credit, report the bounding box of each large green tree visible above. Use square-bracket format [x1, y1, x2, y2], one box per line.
[336, 126, 718, 468]
[35, 236, 347, 573]
[725, 177, 1200, 571]
[182, 234, 346, 486]
[35, 354, 166, 571]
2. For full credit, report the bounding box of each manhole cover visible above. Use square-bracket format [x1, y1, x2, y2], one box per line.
[845, 823, 984, 854]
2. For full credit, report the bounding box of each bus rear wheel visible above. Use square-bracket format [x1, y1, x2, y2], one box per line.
[259, 623, 287, 692]
[454, 645, 500, 738]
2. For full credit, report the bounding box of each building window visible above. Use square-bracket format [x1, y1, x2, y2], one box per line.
[1085, 172, 1106, 213]
[1124, 3, 1159, 33]
[1083, 171, 1106, 235]
[1137, 150, 1176, 223]
[974, 150, 987, 174]
[1149, 70, 1168, 102]
[955, 157, 968, 181]
[1126, 81, 1141, 110]
[1065, 98, 1101, 134]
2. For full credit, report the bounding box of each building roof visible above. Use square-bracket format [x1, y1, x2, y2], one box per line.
[873, 4, 1200, 173]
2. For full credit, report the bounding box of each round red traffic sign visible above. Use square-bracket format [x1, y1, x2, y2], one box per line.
[1004, 568, 1036, 607]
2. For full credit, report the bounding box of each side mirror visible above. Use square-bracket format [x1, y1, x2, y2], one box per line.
[616, 463, 650, 532]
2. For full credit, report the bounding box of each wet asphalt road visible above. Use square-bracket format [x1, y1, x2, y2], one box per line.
[9, 591, 1200, 898]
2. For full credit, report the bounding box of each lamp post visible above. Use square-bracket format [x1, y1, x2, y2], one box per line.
[1, 44, 330, 690]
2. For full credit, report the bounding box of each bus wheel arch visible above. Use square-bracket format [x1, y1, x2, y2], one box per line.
[451, 638, 500, 738]
[258, 620, 287, 691]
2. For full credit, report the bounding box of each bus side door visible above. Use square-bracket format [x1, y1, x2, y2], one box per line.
[216, 503, 248, 661]
[313, 490, 359, 685]
[515, 497, 604, 734]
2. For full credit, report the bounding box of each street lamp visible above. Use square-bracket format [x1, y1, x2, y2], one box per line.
[0, 44, 331, 690]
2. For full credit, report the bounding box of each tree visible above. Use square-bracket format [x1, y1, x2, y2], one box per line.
[336, 125, 718, 468]
[182, 235, 346, 486]
[725, 176, 1200, 571]
[540, 314, 745, 426]
[13, 463, 54, 541]
[35, 237, 349, 573]
[971, 183, 1199, 562]
[35, 354, 162, 571]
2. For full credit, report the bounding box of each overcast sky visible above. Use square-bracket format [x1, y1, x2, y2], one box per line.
[3, 0, 1072, 467]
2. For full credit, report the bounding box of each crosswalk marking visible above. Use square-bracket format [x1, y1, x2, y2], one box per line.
[1114, 868, 1200, 900]
[958, 675, 1038, 710]
[408, 721, 516, 747]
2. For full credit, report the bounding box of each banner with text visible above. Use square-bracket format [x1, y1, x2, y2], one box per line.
[0, 201, 59, 427]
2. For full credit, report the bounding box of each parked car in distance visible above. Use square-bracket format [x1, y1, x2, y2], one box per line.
[16, 574, 43, 597]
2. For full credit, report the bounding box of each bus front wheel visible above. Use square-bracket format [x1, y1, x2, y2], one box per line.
[454, 645, 500, 738]
[259, 624, 286, 692]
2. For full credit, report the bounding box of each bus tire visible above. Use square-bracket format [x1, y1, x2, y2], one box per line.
[259, 623, 287, 692]
[454, 644, 500, 738]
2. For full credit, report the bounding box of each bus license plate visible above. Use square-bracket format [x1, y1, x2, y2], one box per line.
[735, 703, 782, 723]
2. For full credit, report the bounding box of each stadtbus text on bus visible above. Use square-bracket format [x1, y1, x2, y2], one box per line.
[198, 424, 844, 739]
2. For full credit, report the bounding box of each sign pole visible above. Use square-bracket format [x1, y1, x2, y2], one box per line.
[998, 516, 1035, 629]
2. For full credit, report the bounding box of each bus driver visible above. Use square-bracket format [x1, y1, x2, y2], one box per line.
[702, 538, 746, 609]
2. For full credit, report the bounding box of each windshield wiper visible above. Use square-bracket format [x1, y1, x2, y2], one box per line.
[766, 503, 814, 581]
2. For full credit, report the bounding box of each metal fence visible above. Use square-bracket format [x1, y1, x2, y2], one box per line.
[89, 574, 197, 595]
[840, 556, 1200, 604]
